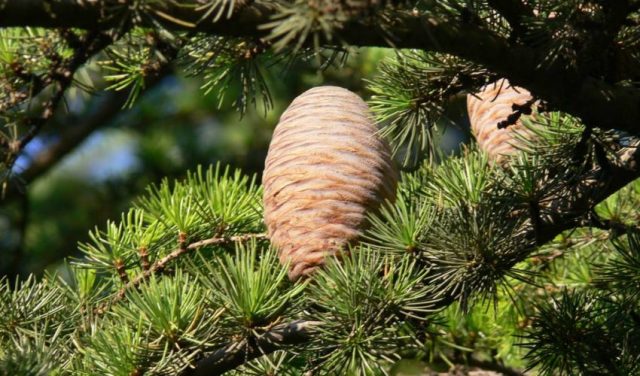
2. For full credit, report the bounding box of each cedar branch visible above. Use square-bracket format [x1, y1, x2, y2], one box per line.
[95, 233, 267, 314]
[1, 31, 175, 204]
[183, 320, 322, 376]
[487, 0, 534, 38]
[185, 142, 640, 375]
[1, 1, 640, 135]
[1, 29, 117, 190]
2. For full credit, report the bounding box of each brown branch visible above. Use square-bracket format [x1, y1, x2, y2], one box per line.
[182, 322, 528, 376]
[138, 246, 150, 271]
[0, 90, 154, 204]
[425, 355, 526, 376]
[183, 320, 321, 376]
[1, 30, 117, 186]
[1, 34, 176, 204]
[95, 233, 267, 314]
[535, 151, 640, 245]
[5, 91, 127, 195]
[587, 210, 640, 237]
[0, 0, 275, 37]
[487, 0, 535, 38]
[19, 30, 115, 142]
[2, 1, 640, 136]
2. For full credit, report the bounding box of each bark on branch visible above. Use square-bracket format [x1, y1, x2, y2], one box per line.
[487, 0, 534, 37]
[1, 91, 128, 202]
[0, 0, 274, 37]
[2, 0, 640, 135]
[0, 27, 178, 204]
[183, 320, 321, 376]
[96, 233, 268, 314]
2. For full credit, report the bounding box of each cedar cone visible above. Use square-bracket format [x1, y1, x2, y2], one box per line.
[467, 79, 537, 163]
[262, 86, 398, 280]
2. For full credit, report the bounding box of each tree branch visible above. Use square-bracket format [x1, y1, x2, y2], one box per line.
[1, 29, 117, 188]
[487, 0, 534, 38]
[0, 28, 179, 204]
[535, 146, 640, 246]
[2, 1, 639, 135]
[2, 91, 127, 200]
[183, 320, 321, 376]
[0, 0, 274, 37]
[585, 209, 640, 237]
[95, 233, 267, 314]
[1, 76, 172, 203]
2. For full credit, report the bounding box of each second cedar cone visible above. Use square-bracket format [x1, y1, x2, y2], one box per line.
[263, 86, 398, 280]
[467, 79, 537, 163]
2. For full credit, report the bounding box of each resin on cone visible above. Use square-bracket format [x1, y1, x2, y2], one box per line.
[467, 79, 537, 163]
[263, 86, 398, 280]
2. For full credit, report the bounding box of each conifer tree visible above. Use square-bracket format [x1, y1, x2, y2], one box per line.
[1, 1, 640, 375]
